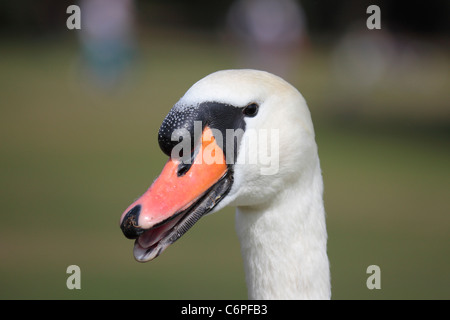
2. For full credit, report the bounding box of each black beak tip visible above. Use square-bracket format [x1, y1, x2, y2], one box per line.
[120, 205, 145, 239]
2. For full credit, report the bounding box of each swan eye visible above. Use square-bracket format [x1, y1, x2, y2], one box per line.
[243, 103, 259, 117]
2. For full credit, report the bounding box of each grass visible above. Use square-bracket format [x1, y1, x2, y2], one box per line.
[0, 33, 449, 299]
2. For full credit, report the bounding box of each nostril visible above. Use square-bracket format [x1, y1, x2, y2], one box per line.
[177, 162, 192, 177]
[120, 205, 144, 239]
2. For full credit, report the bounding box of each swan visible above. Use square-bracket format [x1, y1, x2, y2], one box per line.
[119, 69, 330, 299]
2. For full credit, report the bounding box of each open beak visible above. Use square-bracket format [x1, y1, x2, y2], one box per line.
[119, 126, 232, 262]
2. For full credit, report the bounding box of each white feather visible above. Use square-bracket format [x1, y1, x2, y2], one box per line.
[178, 69, 330, 299]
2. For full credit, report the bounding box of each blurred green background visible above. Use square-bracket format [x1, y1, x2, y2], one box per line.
[0, 0, 449, 299]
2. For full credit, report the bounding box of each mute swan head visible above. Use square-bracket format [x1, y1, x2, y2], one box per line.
[119, 69, 330, 299]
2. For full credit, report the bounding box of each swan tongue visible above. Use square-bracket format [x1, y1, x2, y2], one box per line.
[120, 126, 230, 261]
[133, 173, 232, 262]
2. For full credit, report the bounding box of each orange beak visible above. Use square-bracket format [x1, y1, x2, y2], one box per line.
[119, 126, 231, 261]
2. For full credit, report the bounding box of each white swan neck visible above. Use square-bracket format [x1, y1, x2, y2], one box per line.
[235, 163, 330, 300]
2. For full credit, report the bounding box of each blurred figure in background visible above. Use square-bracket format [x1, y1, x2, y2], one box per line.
[331, 27, 395, 90]
[78, 0, 136, 91]
[329, 23, 449, 120]
[226, 0, 308, 80]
